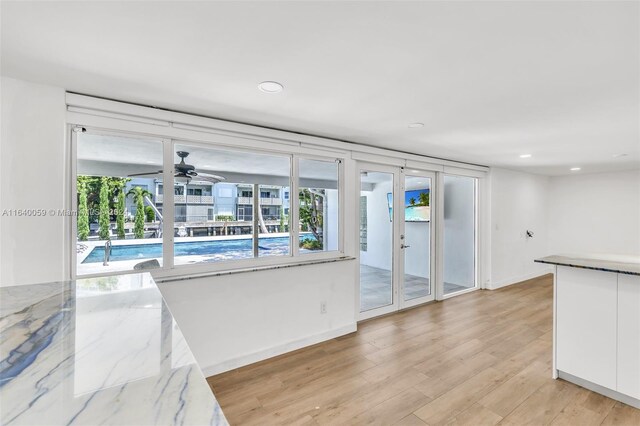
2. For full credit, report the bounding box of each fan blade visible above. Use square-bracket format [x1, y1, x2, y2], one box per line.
[191, 173, 226, 183]
[128, 170, 163, 177]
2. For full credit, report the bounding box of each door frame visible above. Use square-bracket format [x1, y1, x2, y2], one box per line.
[356, 163, 437, 320]
[357, 163, 401, 320]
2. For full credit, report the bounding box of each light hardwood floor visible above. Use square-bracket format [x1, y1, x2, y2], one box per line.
[207, 275, 640, 425]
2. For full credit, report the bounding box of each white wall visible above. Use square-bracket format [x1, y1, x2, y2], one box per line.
[490, 168, 552, 289]
[548, 170, 640, 256]
[158, 260, 357, 376]
[0, 77, 67, 286]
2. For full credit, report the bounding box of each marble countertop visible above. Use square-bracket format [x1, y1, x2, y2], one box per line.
[0, 273, 228, 425]
[535, 254, 640, 276]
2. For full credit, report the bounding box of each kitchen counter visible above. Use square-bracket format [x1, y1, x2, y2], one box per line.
[538, 255, 640, 409]
[0, 273, 228, 425]
[535, 254, 640, 276]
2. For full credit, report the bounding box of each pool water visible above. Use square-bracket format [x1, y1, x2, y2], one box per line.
[83, 235, 309, 264]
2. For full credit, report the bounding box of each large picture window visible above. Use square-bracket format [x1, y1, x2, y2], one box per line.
[74, 130, 342, 277]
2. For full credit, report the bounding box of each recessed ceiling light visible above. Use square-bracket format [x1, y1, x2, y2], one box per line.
[613, 153, 628, 158]
[408, 123, 424, 128]
[258, 81, 284, 93]
[570, 167, 581, 171]
[519, 154, 532, 158]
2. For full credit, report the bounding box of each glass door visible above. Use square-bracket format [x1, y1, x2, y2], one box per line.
[358, 165, 436, 319]
[400, 170, 436, 308]
[358, 164, 399, 319]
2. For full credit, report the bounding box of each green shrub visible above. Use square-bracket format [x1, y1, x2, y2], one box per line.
[127, 186, 151, 239]
[98, 177, 111, 240]
[77, 180, 90, 241]
[145, 206, 155, 222]
[116, 187, 126, 239]
[300, 238, 323, 250]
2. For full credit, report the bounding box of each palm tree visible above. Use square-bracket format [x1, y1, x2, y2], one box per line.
[77, 178, 90, 241]
[98, 177, 111, 240]
[409, 197, 417, 206]
[115, 182, 126, 239]
[418, 192, 429, 206]
[299, 188, 324, 245]
[127, 186, 152, 239]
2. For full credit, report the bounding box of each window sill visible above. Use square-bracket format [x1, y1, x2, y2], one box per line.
[154, 255, 356, 283]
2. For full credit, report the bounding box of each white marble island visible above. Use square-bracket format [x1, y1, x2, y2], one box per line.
[536, 255, 640, 409]
[0, 273, 228, 425]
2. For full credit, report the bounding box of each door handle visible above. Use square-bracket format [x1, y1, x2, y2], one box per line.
[401, 244, 411, 249]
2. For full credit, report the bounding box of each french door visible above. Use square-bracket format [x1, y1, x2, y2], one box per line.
[358, 163, 436, 320]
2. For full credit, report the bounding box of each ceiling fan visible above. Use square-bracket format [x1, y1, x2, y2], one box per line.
[128, 151, 226, 184]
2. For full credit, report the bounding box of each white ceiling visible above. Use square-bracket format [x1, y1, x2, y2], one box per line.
[2, 1, 638, 176]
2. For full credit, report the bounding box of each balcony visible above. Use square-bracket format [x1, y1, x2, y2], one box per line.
[187, 195, 214, 204]
[155, 194, 213, 204]
[261, 198, 282, 206]
[237, 197, 282, 206]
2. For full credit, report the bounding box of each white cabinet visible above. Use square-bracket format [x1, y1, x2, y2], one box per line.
[618, 274, 640, 399]
[556, 266, 617, 390]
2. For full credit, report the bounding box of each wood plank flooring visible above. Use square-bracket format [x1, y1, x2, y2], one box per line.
[207, 275, 640, 425]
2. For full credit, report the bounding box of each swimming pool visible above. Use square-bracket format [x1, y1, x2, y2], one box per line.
[82, 235, 307, 263]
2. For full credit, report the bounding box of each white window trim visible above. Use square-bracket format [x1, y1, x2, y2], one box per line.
[69, 125, 347, 280]
[296, 154, 344, 256]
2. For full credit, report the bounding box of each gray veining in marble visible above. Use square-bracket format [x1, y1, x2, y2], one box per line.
[535, 255, 640, 276]
[0, 273, 228, 426]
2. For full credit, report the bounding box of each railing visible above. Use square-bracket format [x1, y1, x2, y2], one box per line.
[187, 195, 214, 204]
[156, 194, 213, 204]
[157, 195, 281, 205]
[261, 198, 282, 206]
[237, 197, 282, 206]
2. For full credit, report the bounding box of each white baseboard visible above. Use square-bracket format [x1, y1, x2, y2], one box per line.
[489, 268, 554, 290]
[201, 322, 357, 377]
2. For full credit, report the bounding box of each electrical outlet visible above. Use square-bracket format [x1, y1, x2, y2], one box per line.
[320, 301, 327, 314]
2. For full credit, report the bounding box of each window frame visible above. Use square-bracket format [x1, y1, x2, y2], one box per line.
[295, 154, 343, 256]
[70, 126, 346, 280]
[70, 127, 169, 277]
